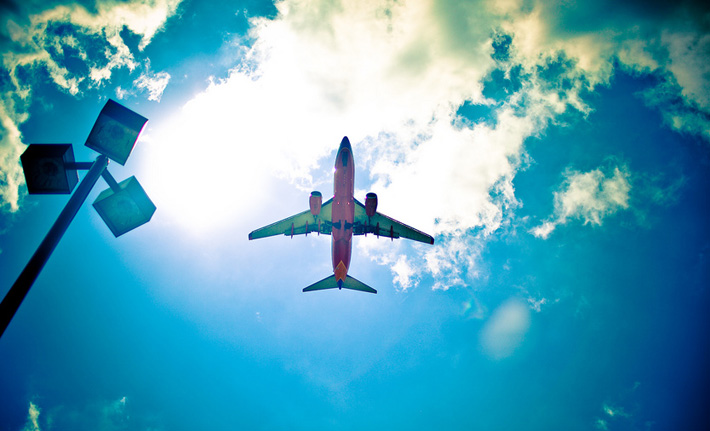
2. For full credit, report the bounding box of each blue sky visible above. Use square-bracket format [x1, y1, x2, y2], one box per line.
[1, 0, 709, 429]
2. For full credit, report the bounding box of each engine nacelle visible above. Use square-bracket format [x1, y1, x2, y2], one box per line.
[309, 191, 322, 216]
[365, 192, 378, 217]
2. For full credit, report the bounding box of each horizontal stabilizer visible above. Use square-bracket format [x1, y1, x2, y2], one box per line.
[303, 274, 377, 294]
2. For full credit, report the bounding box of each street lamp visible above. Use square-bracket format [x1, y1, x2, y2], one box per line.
[93, 175, 156, 237]
[0, 99, 155, 338]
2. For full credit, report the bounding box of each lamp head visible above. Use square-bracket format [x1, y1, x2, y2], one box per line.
[85, 99, 147, 166]
[93, 176, 156, 237]
[20, 144, 79, 194]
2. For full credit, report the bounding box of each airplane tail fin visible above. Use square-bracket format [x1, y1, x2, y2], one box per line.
[303, 274, 377, 294]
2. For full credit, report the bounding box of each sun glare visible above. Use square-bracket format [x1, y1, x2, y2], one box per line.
[138, 98, 273, 234]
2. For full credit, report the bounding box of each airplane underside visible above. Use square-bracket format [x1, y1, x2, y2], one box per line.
[248, 136, 433, 294]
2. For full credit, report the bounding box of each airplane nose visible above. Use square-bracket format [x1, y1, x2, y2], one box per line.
[339, 136, 351, 151]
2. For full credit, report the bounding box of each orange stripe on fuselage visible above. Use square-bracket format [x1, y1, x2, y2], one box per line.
[331, 137, 354, 279]
[334, 260, 348, 282]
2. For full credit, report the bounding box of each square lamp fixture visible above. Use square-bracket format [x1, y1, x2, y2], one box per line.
[93, 176, 156, 237]
[20, 144, 79, 194]
[85, 99, 148, 166]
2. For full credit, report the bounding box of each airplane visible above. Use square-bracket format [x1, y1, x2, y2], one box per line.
[248, 136, 434, 294]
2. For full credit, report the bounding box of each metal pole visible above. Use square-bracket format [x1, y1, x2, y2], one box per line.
[101, 170, 122, 193]
[0, 155, 109, 339]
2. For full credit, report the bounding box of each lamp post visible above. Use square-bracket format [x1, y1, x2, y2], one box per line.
[0, 99, 156, 339]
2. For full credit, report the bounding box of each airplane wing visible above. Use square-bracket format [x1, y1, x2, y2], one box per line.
[249, 198, 333, 240]
[353, 199, 434, 244]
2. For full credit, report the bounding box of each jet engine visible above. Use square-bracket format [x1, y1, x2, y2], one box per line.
[309, 191, 322, 216]
[365, 192, 378, 217]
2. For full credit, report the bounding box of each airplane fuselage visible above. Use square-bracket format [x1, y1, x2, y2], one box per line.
[331, 138, 355, 284]
[248, 135, 434, 294]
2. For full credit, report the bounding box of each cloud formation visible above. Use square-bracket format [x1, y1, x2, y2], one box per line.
[132, 69, 171, 101]
[531, 165, 631, 239]
[18, 396, 147, 430]
[21, 402, 41, 431]
[144, 0, 710, 288]
[0, 0, 181, 213]
[3, 0, 708, 290]
[140, 0, 497, 233]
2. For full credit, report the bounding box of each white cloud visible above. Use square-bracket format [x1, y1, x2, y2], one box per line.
[365, 109, 532, 237]
[594, 402, 632, 431]
[527, 296, 548, 312]
[391, 255, 416, 291]
[22, 402, 41, 431]
[618, 27, 710, 140]
[115, 86, 130, 100]
[424, 235, 483, 291]
[25, 396, 139, 430]
[531, 165, 631, 238]
[603, 403, 630, 418]
[593, 382, 641, 430]
[492, 1, 710, 142]
[115, 66, 171, 101]
[663, 31, 710, 111]
[139, 0, 499, 235]
[529, 221, 556, 240]
[134, 70, 171, 102]
[99, 396, 128, 430]
[0, 101, 26, 214]
[595, 418, 608, 430]
[640, 78, 710, 142]
[355, 237, 423, 291]
[357, 228, 485, 291]
[3, 0, 180, 91]
[480, 299, 531, 359]
[141, 0, 680, 288]
[559, 167, 631, 224]
[0, 0, 182, 212]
